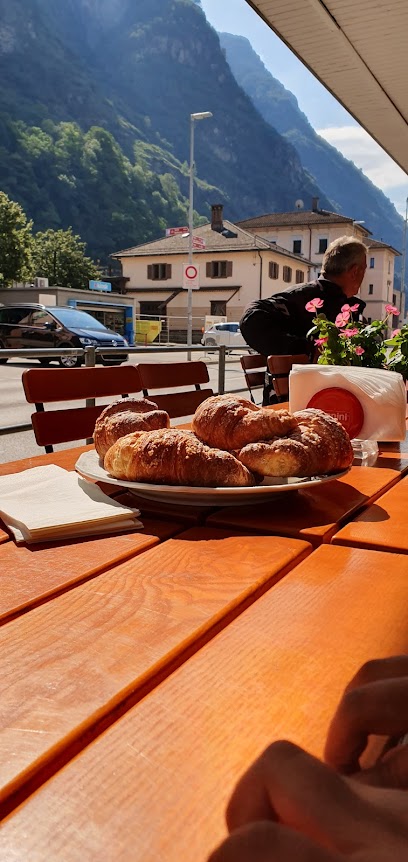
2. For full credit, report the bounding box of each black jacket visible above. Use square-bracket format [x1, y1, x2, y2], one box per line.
[240, 278, 366, 339]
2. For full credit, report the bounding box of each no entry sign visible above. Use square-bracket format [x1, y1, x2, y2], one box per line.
[182, 263, 200, 290]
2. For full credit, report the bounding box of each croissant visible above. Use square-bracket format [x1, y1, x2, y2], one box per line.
[104, 427, 256, 487]
[94, 397, 170, 458]
[237, 408, 353, 477]
[192, 394, 298, 450]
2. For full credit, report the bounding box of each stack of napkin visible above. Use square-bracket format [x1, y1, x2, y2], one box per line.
[0, 464, 143, 544]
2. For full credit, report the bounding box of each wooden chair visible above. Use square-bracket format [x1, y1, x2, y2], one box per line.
[136, 361, 213, 418]
[267, 354, 310, 401]
[22, 365, 143, 453]
[240, 353, 267, 404]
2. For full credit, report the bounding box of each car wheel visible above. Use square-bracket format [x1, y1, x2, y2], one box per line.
[58, 345, 82, 368]
[204, 338, 218, 353]
[0, 340, 8, 363]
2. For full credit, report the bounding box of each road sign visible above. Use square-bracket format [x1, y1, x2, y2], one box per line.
[192, 236, 206, 249]
[166, 226, 188, 237]
[89, 280, 112, 292]
[182, 263, 200, 290]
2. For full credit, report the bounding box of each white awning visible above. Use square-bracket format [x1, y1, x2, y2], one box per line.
[246, 0, 408, 174]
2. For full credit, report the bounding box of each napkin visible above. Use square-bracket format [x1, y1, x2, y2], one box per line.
[0, 464, 143, 544]
[289, 364, 407, 441]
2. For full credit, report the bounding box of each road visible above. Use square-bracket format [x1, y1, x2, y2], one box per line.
[0, 351, 253, 464]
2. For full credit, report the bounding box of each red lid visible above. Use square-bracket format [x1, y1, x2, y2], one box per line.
[307, 387, 364, 438]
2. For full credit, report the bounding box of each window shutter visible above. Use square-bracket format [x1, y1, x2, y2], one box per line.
[226, 261, 233, 277]
[206, 262, 212, 277]
[147, 264, 153, 280]
[165, 263, 172, 279]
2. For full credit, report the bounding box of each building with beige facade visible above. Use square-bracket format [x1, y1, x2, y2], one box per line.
[238, 198, 401, 330]
[112, 205, 311, 342]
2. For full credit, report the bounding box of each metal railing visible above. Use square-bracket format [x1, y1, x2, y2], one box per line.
[0, 344, 230, 438]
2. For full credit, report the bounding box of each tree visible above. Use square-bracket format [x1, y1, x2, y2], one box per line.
[0, 191, 33, 286]
[32, 227, 100, 290]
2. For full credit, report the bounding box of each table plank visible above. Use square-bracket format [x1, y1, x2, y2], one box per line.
[207, 465, 400, 545]
[0, 528, 310, 808]
[0, 445, 93, 476]
[2, 544, 408, 860]
[332, 474, 408, 553]
[0, 517, 185, 625]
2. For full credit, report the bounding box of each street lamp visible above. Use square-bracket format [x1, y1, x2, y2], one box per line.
[187, 111, 213, 350]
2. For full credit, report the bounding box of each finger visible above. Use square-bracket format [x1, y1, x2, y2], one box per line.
[343, 657, 408, 693]
[208, 821, 341, 862]
[325, 677, 408, 773]
[354, 743, 408, 791]
[226, 741, 384, 853]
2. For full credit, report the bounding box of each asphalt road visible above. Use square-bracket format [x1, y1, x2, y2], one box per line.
[0, 350, 253, 464]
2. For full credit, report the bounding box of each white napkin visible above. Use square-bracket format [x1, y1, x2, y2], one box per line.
[0, 465, 143, 544]
[289, 364, 407, 441]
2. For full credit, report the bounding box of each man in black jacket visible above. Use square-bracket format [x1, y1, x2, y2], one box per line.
[240, 235, 367, 359]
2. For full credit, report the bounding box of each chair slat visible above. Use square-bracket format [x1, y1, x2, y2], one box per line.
[150, 389, 213, 418]
[31, 405, 107, 447]
[240, 354, 267, 403]
[267, 354, 309, 397]
[22, 366, 142, 404]
[136, 361, 209, 389]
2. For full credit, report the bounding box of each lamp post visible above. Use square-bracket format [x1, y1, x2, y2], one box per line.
[187, 111, 212, 351]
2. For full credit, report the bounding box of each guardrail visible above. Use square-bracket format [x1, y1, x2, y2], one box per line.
[0, 344, 229, 438]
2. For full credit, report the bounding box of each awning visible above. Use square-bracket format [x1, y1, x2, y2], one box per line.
[245, 0, 408, 173]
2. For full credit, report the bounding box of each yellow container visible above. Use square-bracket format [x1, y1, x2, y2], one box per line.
[135, 320, 162, 344]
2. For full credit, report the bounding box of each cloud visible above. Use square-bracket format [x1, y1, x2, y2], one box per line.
[317, 125, 408, 213]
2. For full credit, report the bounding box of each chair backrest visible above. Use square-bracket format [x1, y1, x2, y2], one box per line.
[22, 365, 143, 452]
[267, 354, 310, 399]
[240, 353, 267, 403]
[136, 361, 213, 418]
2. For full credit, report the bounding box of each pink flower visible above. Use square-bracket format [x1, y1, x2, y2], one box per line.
[354, 346, 365, 356]
[349, 303, 360, 312]
[385, 304, 399, 316]
[305, 297, 324, 312]
[392, 329, 401, 338]
[335, 313, 349, 327]
[340, 328, 359, 338]
[314, 337, 328, 346]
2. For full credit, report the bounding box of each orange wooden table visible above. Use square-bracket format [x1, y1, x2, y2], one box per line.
[2, 544, 408, 860]
[332, 473, 408, 554]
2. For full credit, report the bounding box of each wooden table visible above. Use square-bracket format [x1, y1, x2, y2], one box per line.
[1, 438, 408, 859]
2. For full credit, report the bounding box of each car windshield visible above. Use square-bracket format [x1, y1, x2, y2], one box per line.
[49, 308, 107, 331]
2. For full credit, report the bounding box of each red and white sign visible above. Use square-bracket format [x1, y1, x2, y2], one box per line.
[192, 236, 206, 249]
[182, 263, 200, 290]
[165, 226, 188, 237]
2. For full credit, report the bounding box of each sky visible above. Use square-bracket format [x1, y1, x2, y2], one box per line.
[200, 0, 408, 216]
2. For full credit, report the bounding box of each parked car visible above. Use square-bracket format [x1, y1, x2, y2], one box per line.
[0, 304, 129, 367]
[201, 321, 249, 351]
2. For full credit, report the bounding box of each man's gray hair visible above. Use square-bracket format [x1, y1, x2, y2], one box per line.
[321, 236, 367, 276]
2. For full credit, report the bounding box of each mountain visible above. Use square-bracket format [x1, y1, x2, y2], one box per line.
[0, 0, 402, 269]
[219, 32, 403, 254]
[0, 0, 331, 261]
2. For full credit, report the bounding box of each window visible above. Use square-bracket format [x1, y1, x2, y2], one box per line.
[295, 269, 304, 284]
[0, 307, 32, 325]
[210, 300, 226, 316]
[318, 238, 328, 254]
[368, 284, 373, 295]
[369, 257, 375, 268]
[393, 293, 397, 305]
[293, 239, 302, 254]
[283, 266, 292, 283]
[139, 301, 163, 320]
[147, 263, 171, 280]
[206, 260, 233, 278]
[388, 260, 391, 274]
[269, 261, 279, 279]
[30, 311, 55, 327]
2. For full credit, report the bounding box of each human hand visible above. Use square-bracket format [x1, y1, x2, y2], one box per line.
[324, 655, 408, 789]
[208, 741, 408, 861]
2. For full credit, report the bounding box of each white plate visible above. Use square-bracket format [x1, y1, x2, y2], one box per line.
[75, 450, 350, 507]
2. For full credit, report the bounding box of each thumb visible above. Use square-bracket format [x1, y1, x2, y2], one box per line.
[208, 821, 341, 862]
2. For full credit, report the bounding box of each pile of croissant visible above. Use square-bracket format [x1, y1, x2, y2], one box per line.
[93, 393, 353, 488]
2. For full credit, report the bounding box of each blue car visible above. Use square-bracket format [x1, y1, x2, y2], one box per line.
[0, 304, 129, 367]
